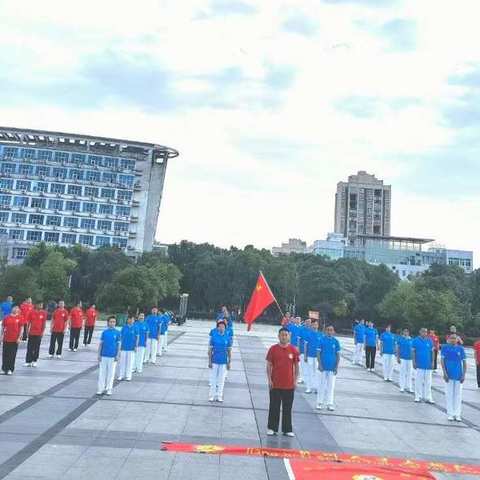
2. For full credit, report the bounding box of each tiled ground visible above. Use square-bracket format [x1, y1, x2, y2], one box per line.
[0, 321, 479, 479]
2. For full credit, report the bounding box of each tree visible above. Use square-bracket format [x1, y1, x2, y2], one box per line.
[37, 251, 76, 302]
[0, 265, 42, 302]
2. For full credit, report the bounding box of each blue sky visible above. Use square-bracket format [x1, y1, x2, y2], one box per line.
[0, 0, 479, 263]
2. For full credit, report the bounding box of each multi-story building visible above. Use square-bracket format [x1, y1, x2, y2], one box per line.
[272, 238, 308, 256]
[334, 171, 391, 241]
[311, 233, 347, 260]
[0, 127, 178, 263]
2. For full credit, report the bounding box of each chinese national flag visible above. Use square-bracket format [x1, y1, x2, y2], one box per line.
[243, 272, 276, 331]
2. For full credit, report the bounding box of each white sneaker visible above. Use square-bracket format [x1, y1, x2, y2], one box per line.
[73, 348, 77, 352]
[217, 397, 223, 403]
[117, 377, 123, 381]
[284, 432, 295, 437]
[7, 370, 13, 375]
[266, 429, 276, 436]
[316, 403, 324, 410]
[126, 378, 132, 382]
[414, 398, 421, 403]
[49, 354, 54, 358]
[96, 391, 103, 395]
[32, 362, 37, 367]
[426, 399, 435, 404]
[327, 405, 335, 411]
[209, 397, 215, 402]
[106, 390, 112, 396]
[56, 355, 62, 359]
[305, 389, 312, 394]
[454, 416, 462, 422]
[400, 388, 405, 392]
[447, 416, 454, 421]
[24, 363, 31, 367]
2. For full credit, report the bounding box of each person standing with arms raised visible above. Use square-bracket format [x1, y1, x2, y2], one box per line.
[49, 300, 69, 358]
[266, 327, 299, 437]
[25, 302, 47, 367]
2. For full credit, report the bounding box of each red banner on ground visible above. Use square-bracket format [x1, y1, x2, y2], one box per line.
[286, 459, 435, 480]
[160, 442, 480, 476]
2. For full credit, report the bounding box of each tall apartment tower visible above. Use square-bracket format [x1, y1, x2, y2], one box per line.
[334, 171, 391, 241]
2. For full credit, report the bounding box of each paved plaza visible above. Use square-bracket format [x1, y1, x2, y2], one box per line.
[0, 320, 479, 480]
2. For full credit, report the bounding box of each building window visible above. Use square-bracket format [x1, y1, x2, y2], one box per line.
[26, 230, 42, 241]
[120, 159, 135, 171]
[23, 148, 36, 159]
[0, 195, 12, 206]
[95, 236, 111, 247]
[48, 199, 64, 210]
[38, 150, 52, 161]
[69, 169, 84, 181]
[67, 185, 82, 196]
[114, 222, 129, 232]
[71, 154, 86, 165]
[15, 180, 31, 191]
[104, 157, 118, 168]
[46, 215, 61, 226]
[44, 232, 60, 243]
[11, 212, 27, 224]
[1, 163, 16, 174]
[50, 183, 66, 194]
[9, 229, 24, 240]
[101, 188, 115, 199]
[52, 167, 67, 179]
[18, 164, 34, 176]
[63, 217, 79, 228]
[116, 206, 130, 217]
[82, 202, 97, 213]
[97, 220, 112, 231]
[34, 182, 49, 193]
[102, 172, 116, 184]
[66, 201, 81, 212]
[112, 237, 127, 248]
[117, 190, 132, 201]
[54, 151, 69, 163]
[31, 198, 47, 209]
[79, 234, 93, 246]
[13, 196, 29, 207]
[61, 233, 77, 244]
[86, 171, 101, 182]
[3, 147, 18, 159]
[118, 175, 134, 187]
[99, 204, 114, 215]
[29, 214, 44, 225]
[84, 186, 99, 197]
[0, 179, 14, 190]
[36, 166, 50, 177]
[0, 211, 9, 222]
[87, 155, 101, 166]
[81, 218, 96, 229]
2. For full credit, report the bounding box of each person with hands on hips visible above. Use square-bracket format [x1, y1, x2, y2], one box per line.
[208, 320, 232, 403]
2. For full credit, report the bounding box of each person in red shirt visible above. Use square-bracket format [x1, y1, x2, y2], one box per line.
[1, 306, 22, 374]
[19, 297, 34, 341]
[429, 330, 440, 372]
[474, 339, 480, 389]
[25, 302, 47, 367]
[69, 301, 84, 352]
[49, 300, 69, 358]
[83, 304, 98, 347]
[266, 327, 299, 436]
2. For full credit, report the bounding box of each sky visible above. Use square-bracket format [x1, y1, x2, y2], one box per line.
[1, 0, 479, 263]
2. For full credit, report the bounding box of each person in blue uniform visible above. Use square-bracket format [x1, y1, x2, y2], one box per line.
[441, 334, 467, 421]
[97, 316, 121, 396]
[158, 309, 170, 356]
[297, 318, 311, 384]
[304, 319, 322, 394]
[364, 321, 378, 372]
[287, 317, 301, 351]
[208, 320, 232, 402]
[118, 315, 138, 381]
[145, 307, 160, 364]
[380, 325, 396, 381]
[316, 325, 341, 411]
[412, 328, 434, 403]
[0, 296, 13, 321]
[396, 328, 413, 392]
[352, 319, 365, 365]
[134, 313, 148, 373]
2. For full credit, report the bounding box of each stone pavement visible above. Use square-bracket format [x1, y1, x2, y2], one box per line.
[0, 320, 479, 480]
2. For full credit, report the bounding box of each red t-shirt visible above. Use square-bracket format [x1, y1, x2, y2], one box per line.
[19, 302, 34, 324]
[2, 314, 22, 342]
[69, 307, 84, 328]
[266, 344, 299, 389]
[28, 309, 48, 336]
[474, 341, 480, 365]
[51, 308, 69, 332]
[429, 334, 439, 350]
[85, 307, 98, 327]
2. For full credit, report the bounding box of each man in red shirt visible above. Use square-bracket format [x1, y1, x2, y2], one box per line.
[429, 330, 440, 372]
[19, 297, 34, 341]
[49, 300, 69, 358]
[1, 306, 22, 374]
[266, 327, 299, 437]
[69, 301, 84, 352]
[474, 338, 480, 389]
[25, 302, 47, 367]
[83, 304, 98, 347]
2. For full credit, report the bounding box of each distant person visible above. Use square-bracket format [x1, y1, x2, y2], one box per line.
[83, 304, 98, 347]
[49, 300, 69, 358]
[316, 325, 341, 411]
[286, 316, 301, 351]
[145, 307, 160, 364]
[1, 306, 22, 375]
[266, 327, 299, 437]
[364, 321, 378, 372]
[134, 313, 148, 373]
[208, 320, 232, 402]
[304, 319, 321, 394]
[441, 334, 467, 421]
[19, 297, 34, 341]
[380, 325, 395, 382]
[474, 338, 480, 389]
[428, 330, 440, 373]
[0, 295, 14, 320]
[118, 315, 138, 382]
[25, 302, 47, 367]
[445, 325, 463, 345]
[69, 301, 84, 352]
[352, 319, 365, 365]
[397, 328, 413, 393]
[158, 309, 170, 356]
[97, 316, 120, 396]
[297, 318, 311, 384]
[281, 312, 292, 327]
[412, 328, 435, 403]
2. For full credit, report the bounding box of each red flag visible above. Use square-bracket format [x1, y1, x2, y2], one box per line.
[243, 272, 276, 331]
